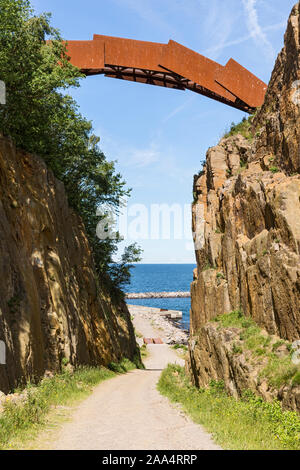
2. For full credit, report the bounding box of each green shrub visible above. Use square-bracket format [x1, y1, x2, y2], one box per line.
[140, 344, 149, 359]
[223, 116, 253, 141]
[172, 344, 188, 351]
[108, 358, 136, 373]
[61, 357, 69, 367]
[209, 380, 225, 395]
[0, 0, 142, 290]
[270, 166, 280, 174]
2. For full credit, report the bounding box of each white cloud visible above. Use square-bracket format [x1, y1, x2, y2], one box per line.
[204, 20, 285, 56]
[242, 0, 275, 60]
[162, 96, 194, 123]
[127, 145, 160, 168]
[200, 0, 235, 60]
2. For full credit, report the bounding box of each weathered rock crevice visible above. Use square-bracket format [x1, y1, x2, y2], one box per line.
[0, 136, 139, 394]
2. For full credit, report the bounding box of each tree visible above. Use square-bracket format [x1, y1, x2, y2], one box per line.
[109, 243, 143, 289]
[0, 0, 141, 291]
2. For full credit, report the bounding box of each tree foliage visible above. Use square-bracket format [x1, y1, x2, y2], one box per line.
[0, 0, 141, 291]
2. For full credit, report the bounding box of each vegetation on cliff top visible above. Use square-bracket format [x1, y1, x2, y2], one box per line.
[213, 310, 300, 389]
[0, 0, 141, 290]
[158, 364, 300, 450]
[223, 115, 254, 141]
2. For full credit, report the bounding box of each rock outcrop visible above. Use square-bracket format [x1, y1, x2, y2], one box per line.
[254, 2, 300, 174]
[0, 136, 139, 394]
[188, 321, 300, 412]
[188, 3, 300, 410]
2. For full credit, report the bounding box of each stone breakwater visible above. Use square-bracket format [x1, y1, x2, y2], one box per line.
[126, 292, 190, 299]
[127, 305, 188, 345]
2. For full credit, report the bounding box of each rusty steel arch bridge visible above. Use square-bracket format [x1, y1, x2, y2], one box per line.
[65, 35, 267, 114]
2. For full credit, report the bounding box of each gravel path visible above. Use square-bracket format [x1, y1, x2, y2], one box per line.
[50, 313, 220, 450]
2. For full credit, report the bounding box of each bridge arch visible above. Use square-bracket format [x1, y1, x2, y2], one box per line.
[65, 35, 267, 114]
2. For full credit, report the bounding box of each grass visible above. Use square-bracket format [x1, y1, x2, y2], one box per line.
[214, 309, 255, 329]
[232, 343, 243, 355]
[0, 359, 136, 450]
[213, 310, 300, 388]
[158, 364, 300, 450]
[261, 356, 298, 388]
[272, 340, 285, 351]
[292, 372, 300, 386]
[140, 344, 149, 360]
[223, 116, 253, 141]
[172, 344, 188, 351]
[216, 272, 225, 279]
[106, 358, 137, 373]
[202, 262, 215, 271]
[270, 166, 280, 174]
[172, 344, 188, 359]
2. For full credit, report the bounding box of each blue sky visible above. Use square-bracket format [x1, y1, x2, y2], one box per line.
[32, 0, 295, 263]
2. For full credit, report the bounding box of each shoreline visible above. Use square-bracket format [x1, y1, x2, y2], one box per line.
[127, 304, 188, 345]
[126, 291, 190, 299]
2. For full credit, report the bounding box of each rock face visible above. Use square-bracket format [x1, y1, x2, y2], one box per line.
[188, 322, 300, 412]
[188, 4, 300, 408]
[254, 2, 300, 174]
[0, 136, 139, 393]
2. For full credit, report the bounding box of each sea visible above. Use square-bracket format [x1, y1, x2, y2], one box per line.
[124, 264, 196, 331]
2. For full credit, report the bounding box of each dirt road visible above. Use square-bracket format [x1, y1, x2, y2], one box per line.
[51, 315, 220, 450]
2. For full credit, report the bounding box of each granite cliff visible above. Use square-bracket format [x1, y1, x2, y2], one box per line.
[0, 136, 139, 394]
[188, 3, 300, 411]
